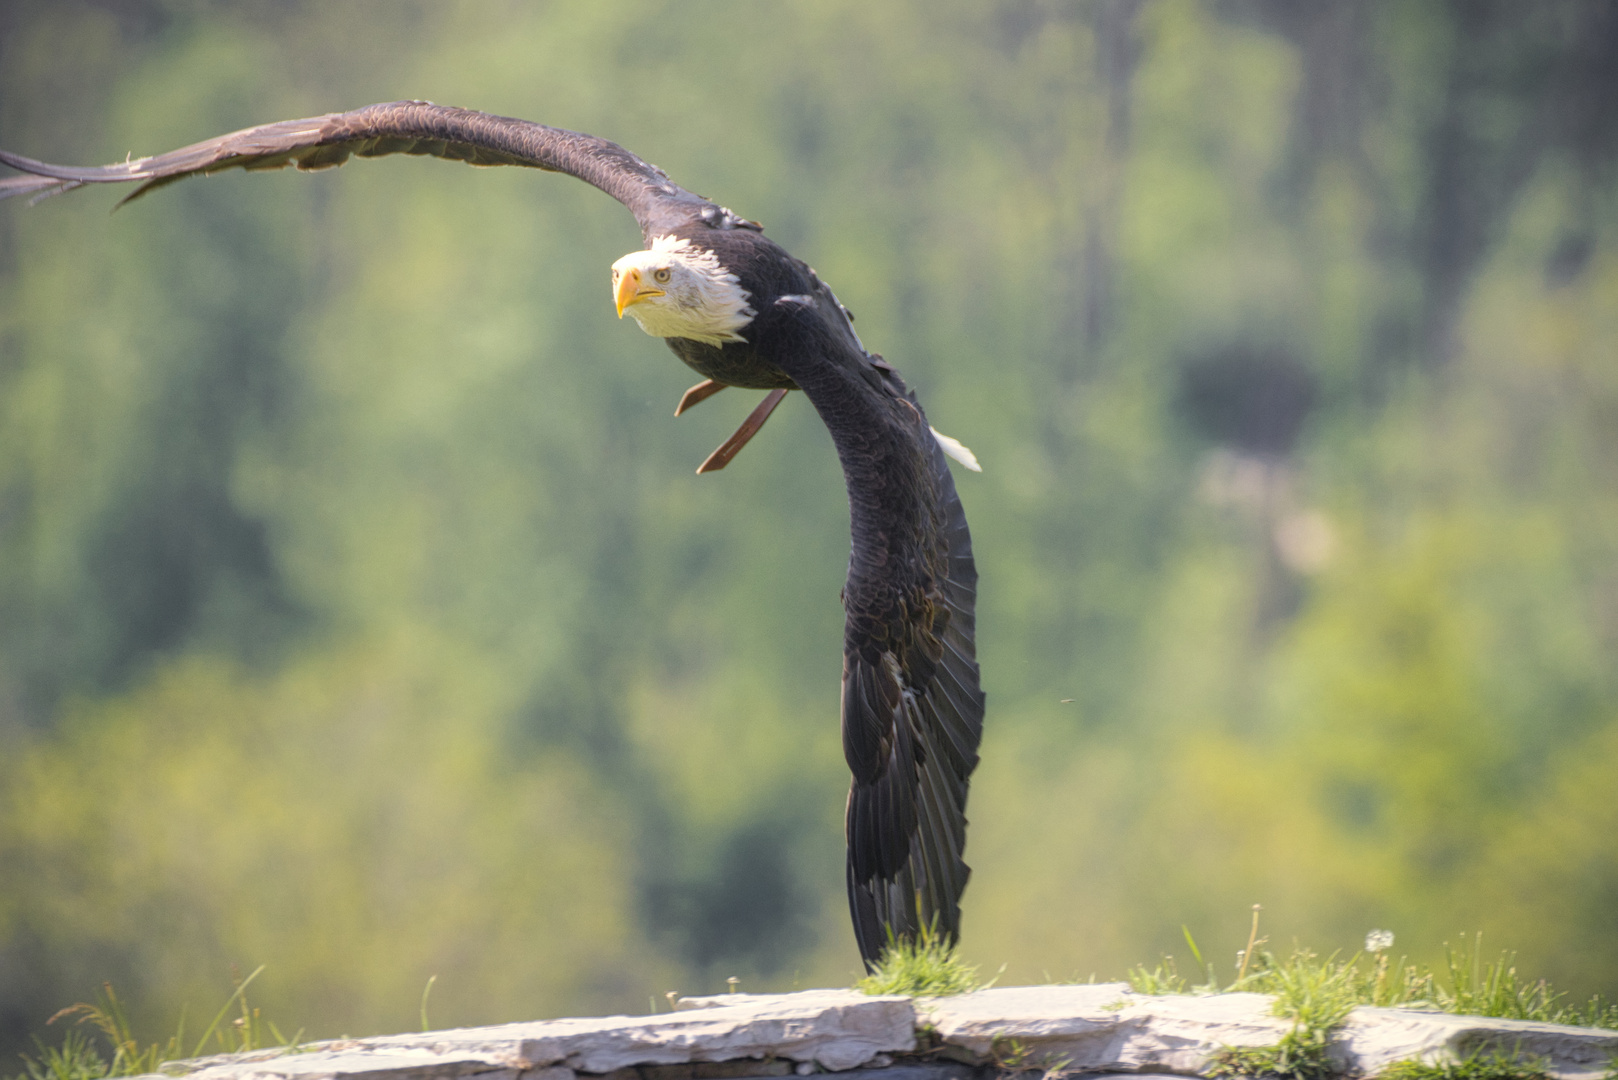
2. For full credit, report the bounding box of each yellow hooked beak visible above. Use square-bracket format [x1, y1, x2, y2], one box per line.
[614, 266, 665, 317]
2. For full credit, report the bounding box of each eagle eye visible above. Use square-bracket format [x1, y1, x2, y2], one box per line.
[653, 267, 672, 284]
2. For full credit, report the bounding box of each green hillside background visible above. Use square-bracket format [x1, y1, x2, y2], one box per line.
[3, 0, 1617, 1059]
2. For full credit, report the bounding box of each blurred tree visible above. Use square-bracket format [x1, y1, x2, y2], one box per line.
[2, 0, 1617, 1064]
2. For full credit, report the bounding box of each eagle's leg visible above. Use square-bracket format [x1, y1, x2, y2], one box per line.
[675, 378, 727, 416]
[696, 388, 791, 474]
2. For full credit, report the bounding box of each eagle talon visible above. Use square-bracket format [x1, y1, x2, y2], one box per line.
[675, 378, 727, 416]
[696, 388, 789, 473]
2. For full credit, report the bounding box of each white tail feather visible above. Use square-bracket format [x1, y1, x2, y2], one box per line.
[931, 427, 981, 472]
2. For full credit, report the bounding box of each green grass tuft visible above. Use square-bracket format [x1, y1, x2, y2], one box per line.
[1207, 947, 1358, 1080]
[855, 925, 983, 998]
[1127, 954, 1192, 996]
[1379, 1049, 1553, 1080]
[6, 968, 301, 1080]
[1243, 949, 1367, 1026]
[1433, 935, 1618, 1028]
[1142, 916, 1618, 1080]
[1128, 926, 1220, 996]
[1130, 918, 1618, 1030]
[1207, 1036, 1337, 1080]
[11, 1029, 110, 1080]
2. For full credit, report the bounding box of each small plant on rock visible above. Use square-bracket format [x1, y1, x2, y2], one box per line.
[1207, 1033, 1338, 1080]
[1379, 1048, 1554, 1080]
[10, 1029, 110, 1080]
[856, 924, 983, 998]
[1208, 945, 1358, 1080]
[1126, 954, 1191, 996]
[7, 968, 299, 1080]
[1434, 935, 1618, 1028]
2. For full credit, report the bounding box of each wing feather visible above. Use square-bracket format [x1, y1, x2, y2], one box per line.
[756, 293, 985, 970]
[0, 101, 756, 239]
[843, 419, 984, 967]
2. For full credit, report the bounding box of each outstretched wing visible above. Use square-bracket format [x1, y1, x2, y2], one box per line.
[756, 291, 985, 969]
[0, 100, 757, 240]
[842, 423, 984, 967]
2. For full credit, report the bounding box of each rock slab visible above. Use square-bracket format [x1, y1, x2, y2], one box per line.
[923, 986, 1617, 1080]
[137, 986, 1618, 1080]
[923, 985, 1294, 1074]
[1340, 1007, 1618, 1080]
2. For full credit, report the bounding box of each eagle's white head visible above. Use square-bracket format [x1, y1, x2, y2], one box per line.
[612, 235, 755, 346]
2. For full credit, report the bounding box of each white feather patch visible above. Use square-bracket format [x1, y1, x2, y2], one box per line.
[615, 236, 755, 346]
[931, 427, 982, 472]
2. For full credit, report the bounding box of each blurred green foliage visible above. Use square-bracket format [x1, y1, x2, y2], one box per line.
[2, 0, 1616, 1061]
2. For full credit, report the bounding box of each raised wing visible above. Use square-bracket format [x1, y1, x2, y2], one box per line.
[757, 292, 985, 969]
[0, 100, 758, 240]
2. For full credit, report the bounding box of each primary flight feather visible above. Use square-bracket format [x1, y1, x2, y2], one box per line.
[0, 100, 986, 969]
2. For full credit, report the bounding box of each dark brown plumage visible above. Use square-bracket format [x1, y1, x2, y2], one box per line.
[0, 101, 986, 969]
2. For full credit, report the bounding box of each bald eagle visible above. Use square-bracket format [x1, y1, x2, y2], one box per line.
[0, 101, 986, 970]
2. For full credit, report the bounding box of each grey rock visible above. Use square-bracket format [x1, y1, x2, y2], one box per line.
[926, 985, 1618, 1079]
[828, 1065, 987, 1080]
[634, 1061, 795, 1080]
[141, 1047, 520, 1080]
[376, 990, 910, 1073]
[1340, 1007, 1618, 1080]
[523, 1069, 578, 1080]
[922, 985, 1290, 1074]
[153, 990, 914, 1080]
[130, 985, 1618, 1080]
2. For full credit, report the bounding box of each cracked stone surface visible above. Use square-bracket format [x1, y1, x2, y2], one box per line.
[131, 986, 1617, 1080]
[141, 990, 913, 1080]
[1338, 1007, 1618, 1080]
[922, 985, 1293, 1074]
[923, 986, 1617, 1079]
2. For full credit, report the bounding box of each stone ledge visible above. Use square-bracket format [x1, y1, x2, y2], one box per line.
[131, 986, 1617, 1080]
[922, 986, 1617, 1080]
[1340, 1006, 1618, 1080]
[921, 984, 1292, 1074]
